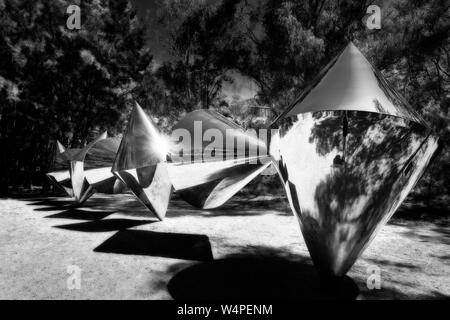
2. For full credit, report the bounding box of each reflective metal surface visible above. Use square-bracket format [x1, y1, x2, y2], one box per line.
[271, 42, 440, 277]
[44, 41, 440, 280]
[112, 103, 172, 220]
[273, 111, 438, 276]
[168, 109, 271, 209]
[84, 137, 125, 193]
[70, 132, 125, 203]
[46, 140, 79, 197]
[275, 42, 424, 125]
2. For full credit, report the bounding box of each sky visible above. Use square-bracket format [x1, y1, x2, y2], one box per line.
[129, 0, 259, 101]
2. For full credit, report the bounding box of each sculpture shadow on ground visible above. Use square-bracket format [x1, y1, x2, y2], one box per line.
[22, 193, 155, 222]
[53, 219, 154, 232]
[166, 196, 292, 219]
[392, 202, 450, 223]
[389, 203, 450, 245]
[167, 252, 360, 300]
[34, 205, 75, 212]
[21, 191, 291, 219]
[28, 199, 76, 207]
[20, 194, 155, 232]
[45, 208, 115, 220]
[94, 229, 213, 261]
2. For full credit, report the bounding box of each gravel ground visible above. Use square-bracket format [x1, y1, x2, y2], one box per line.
[0, 193, 448, 300]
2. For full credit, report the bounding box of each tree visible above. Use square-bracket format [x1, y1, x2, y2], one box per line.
[364, 0, 450, 201]
[154, 0, 238, 111]
[0, 0, 153, 191]
[155, 0, 449, 201]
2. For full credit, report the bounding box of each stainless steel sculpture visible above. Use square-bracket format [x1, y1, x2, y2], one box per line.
[113, 105, 271, 218]
[70, 132, 126, 203]
[45, 42, 439, 282]
[112, 103, 172, 220]
[46, 141, 78, 197]
[168, 109, 272, 209]
[271, 42, 440, 277]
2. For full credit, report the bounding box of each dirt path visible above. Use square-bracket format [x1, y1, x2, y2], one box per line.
[0, 193, 448, 299]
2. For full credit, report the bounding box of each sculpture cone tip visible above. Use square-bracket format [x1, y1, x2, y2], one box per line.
[345, 41, 359, 53]
[56, 140, 65, 154]
[133, 101, 149, 121]
[155, 212, 166, 221]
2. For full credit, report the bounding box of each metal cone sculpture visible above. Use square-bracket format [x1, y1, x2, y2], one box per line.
[168, 109, 272, 209]
[46, 140, 79, 197]
[112, 103, 172, 220]
[271, 42, 440, 277]
[70, 132, 126, 203]
[45, 42, 440, 281]
[56, 140, 66, 154]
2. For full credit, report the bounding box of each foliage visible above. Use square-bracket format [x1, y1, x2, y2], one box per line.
[0, 0, 153, 190]
[0, 0, 448, 200]
[154, 0, 449, 200]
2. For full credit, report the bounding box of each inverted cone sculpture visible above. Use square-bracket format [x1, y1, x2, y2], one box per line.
[282, 43, 424, 124]
[70, 132, 125, 203]
[271, 42, 440, 277]
[112, 103, 172, 220]
[168, 109, 271, 209]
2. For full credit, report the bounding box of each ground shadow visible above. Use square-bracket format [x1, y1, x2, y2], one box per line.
[70, 194, 291, 219]
[364, 257, 422, 271]
[94, 230, 213, 261]
[29, 200, 76, 208]
[20, 192, 291, 219]
[391, 202, 450, 223]
[166, 196, 292, 219]
[34, 205, 77, 212]
[21, 193, 155, 218]
[388, 204, 450, 245]
[167, 253, 359, 300]
[54, 219, 153, 232]
[432, 254, 450, 261]
[45, 208, 115, 220]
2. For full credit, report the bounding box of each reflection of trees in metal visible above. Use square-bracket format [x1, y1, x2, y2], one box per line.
[113, 107, 271, 216]
[70, 132, 125, 204]
[271, 42, 440, 277]
[112, 103, 172, 221]
[168, 110, 272, 209]
[275, 111, 438, 277]
[45, 41, 440, 280]
[276, 42, 424, 124]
